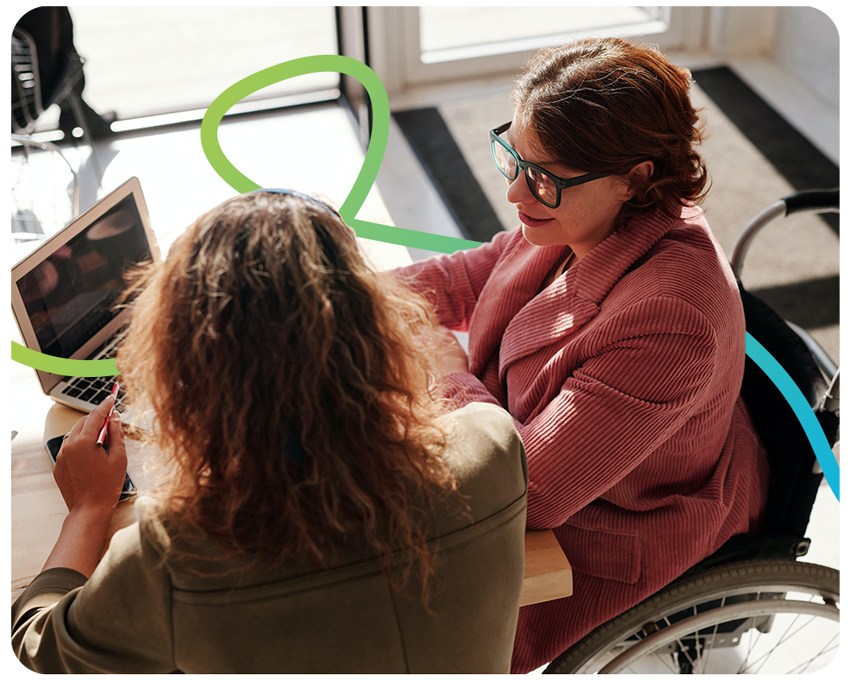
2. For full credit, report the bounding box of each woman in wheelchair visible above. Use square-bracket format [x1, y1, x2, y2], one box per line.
[11, 191, 529, 672]
[396, 36, 771, 672]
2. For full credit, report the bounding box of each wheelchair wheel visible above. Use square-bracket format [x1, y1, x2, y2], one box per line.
[545, 559, 839, 674]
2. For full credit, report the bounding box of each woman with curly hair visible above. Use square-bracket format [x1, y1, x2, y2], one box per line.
[396, 37, 770, 671]
[11, 190, 528, 673]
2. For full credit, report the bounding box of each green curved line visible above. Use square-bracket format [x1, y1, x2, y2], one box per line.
[199, 55, 478, 255]
[11, 341, 119, 377]
[345, 218, 480, 252]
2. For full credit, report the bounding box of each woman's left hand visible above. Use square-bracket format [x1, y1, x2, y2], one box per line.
[54, 395, 127, 514]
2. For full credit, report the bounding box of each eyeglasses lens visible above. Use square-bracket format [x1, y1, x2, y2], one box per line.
[493, 141, 519, 180]
[526, 167, 557, 206]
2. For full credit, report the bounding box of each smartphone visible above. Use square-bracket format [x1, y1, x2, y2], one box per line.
[45, 434, 137, 502]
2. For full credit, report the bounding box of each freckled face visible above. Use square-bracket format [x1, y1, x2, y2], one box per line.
[505, 118, 631, 259]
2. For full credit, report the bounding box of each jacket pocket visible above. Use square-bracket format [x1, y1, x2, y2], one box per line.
[558, 523, 642, 585]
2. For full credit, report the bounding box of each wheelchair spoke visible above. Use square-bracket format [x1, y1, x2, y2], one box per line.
[693, 605, 703, 671]
[593, 647, 623, 672]
[737, 590, 771, 674]
[742, 613, 814, 673]
[600, 649, 618, 667]
[790, 634, 839, 674]
[553, 562, 839, 675]
[662, 616, 698, 670]
[737, 601, 763, 674]
[698, 596, 726, 673]
[650, 650, 678, 674]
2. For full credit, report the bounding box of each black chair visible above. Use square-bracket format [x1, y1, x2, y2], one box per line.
[12, 7, 112, 141]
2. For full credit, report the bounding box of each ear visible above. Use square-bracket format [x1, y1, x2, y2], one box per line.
[623, 161, 655, 200]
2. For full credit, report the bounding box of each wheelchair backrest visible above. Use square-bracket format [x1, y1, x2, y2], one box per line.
[738, 285, 828, 537]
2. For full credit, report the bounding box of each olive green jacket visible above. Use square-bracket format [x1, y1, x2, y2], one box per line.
[12, 403, 528, 673]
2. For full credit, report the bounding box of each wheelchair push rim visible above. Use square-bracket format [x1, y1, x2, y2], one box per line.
[598, 599, 838, 673]
[545, 559, 839, 674]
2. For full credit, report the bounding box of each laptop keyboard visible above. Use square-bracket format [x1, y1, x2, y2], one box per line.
[60, 377, 127, 412]
[58, 341, 127, 412]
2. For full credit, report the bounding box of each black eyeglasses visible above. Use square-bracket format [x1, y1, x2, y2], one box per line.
[489, 122, 608, 208]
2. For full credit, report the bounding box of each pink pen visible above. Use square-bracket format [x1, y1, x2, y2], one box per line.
[96, 383, 120, 448]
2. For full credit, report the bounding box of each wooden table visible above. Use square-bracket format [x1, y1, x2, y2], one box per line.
[10, 184, 571, 607]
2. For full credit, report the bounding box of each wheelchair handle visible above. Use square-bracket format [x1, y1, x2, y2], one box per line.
[783, 188, 839, 215]
[730, 188, 839, 279]
[821, 367, 839, 415]
[813, 368, 839, 475]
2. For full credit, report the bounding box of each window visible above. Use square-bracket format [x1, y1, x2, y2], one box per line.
[367, 6, 706, 93]
[69, 6, 339, 121]
[419, 6, 667, 61]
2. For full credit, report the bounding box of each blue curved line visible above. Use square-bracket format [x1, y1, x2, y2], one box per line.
[745, 333, 839, 501]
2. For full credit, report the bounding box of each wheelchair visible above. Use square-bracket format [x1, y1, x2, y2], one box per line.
[545, 189, 840, 674]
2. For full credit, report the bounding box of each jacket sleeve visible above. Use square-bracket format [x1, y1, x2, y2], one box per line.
[11, 521, 175, 673]
[394, 229, 513, 331]
[438, 297, 720, 529]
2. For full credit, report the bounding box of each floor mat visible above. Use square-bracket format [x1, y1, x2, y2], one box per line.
[693, 67, 838, 235]
[393, 107, 506, 243]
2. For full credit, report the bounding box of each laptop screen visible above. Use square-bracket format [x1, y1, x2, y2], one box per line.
[15, 194, 153, 359]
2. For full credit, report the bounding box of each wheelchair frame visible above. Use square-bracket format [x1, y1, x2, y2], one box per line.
[545, 189, 840, 674]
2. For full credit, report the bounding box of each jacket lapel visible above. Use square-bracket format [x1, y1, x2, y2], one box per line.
[466, 236, 565, 375]
[498, 208, 680, 377]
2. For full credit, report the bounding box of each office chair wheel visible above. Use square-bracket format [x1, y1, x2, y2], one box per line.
[545, 559, 839, 674]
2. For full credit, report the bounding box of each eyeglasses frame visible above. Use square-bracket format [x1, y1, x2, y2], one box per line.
[489, 122, 609, 209]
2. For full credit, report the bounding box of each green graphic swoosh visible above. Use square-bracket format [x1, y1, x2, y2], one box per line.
[199, 54, 479, 254]
[11, 341, 119, 377]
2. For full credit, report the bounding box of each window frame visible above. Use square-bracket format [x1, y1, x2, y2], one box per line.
[366, 6, 708, 94]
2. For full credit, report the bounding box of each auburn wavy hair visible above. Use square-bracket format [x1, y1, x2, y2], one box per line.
[117, 191, 455, 591]
[512, 36, 709, 223]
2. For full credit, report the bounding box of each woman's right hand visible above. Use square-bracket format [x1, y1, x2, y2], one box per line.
[42, 397, 128, 577]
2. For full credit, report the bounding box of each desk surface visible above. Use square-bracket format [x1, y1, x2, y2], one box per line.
[10, 151, 570, 607]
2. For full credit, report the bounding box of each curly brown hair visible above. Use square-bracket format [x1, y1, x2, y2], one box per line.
[117, 191, 455, 591]
[512, 36, 709, 224]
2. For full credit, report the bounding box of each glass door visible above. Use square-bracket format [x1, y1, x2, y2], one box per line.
[368, 6, 706, 92]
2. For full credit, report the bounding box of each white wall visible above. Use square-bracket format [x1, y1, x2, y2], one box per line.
[707, 6, 779, 56]
[707, 6, 838, 113]
[772, 7, 840, 111]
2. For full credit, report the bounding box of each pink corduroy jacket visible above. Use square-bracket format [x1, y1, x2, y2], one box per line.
[397, 204, 770, 673]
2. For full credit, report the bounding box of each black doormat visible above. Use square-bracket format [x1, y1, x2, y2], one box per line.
[693, 67, 839, 235]
[394, 67, 839, 242]
[393, 107, 505, 243]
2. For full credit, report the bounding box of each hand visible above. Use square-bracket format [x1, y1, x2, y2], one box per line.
[54, 395, 127, 514]
[432, 326, 469, 377]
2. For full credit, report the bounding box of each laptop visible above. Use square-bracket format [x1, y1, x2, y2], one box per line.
[11, 177, 161, 414]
